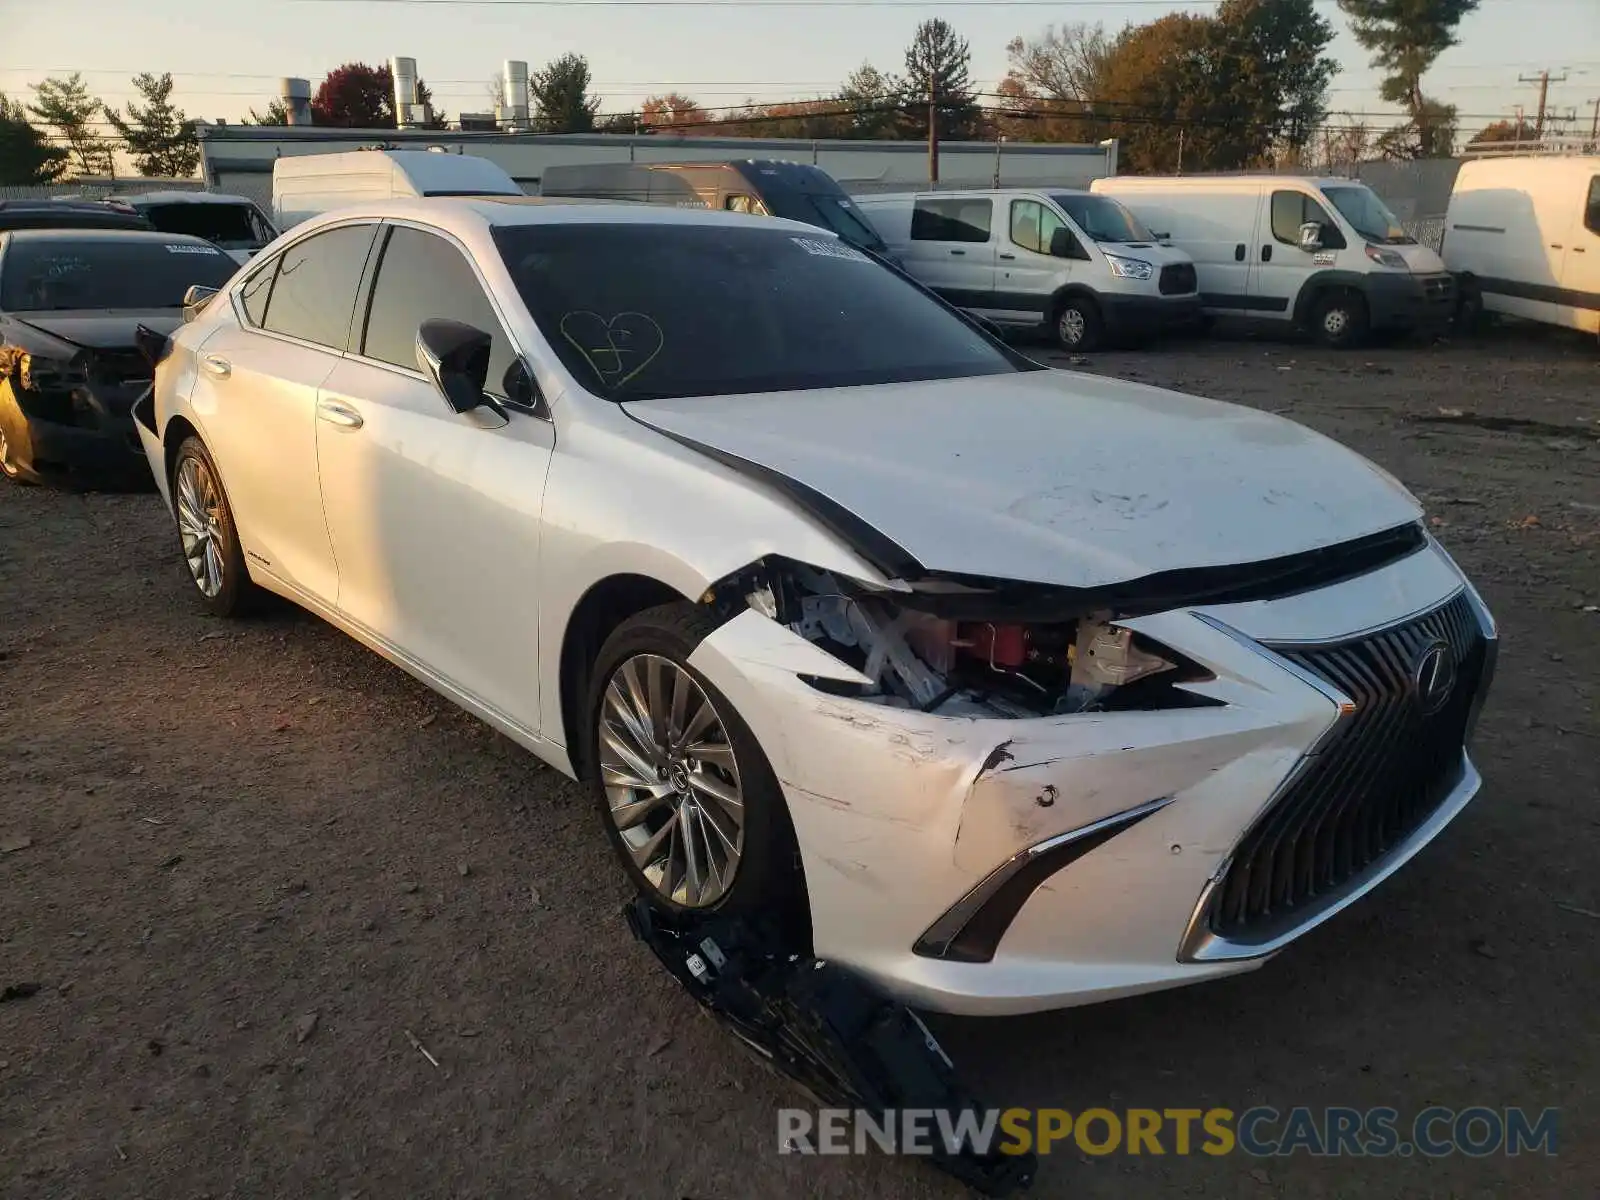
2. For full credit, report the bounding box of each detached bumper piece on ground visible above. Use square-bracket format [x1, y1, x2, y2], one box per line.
[625, 899, 1038, 1197]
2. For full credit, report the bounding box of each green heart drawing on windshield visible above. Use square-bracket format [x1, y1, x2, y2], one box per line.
[558, 310, 665, 389]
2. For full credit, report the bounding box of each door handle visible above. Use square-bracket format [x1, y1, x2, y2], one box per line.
[999, 252, 1017, 260]
[316, 400, 364, 430]
[200, 354, 231, 379]
[1550, 244, 1564, 250]
[950, 249, 966, 256]
[1234, 244, 1246, 262]
[1262, 245, 1273, 262]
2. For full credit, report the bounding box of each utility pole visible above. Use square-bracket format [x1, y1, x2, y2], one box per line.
[1519, 69, 1570, 138]
[927, 72, 940, 186]
[1176, 127, 1185, 174]
[1590, 97, 1599, 143]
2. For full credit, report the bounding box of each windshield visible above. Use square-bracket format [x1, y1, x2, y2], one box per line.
[0, 238, 239, 311]
[140, 202, 275, 250]
[492, 223, 1022, 401]
[1322, 185, 1414, 245]
[793, 194, 887, 252]
[1050, 193, 1153, 243]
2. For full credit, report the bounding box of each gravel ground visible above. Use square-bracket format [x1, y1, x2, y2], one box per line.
[2, 326, 1597, 1200]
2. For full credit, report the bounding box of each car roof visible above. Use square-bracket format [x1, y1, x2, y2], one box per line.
[296, 195, 829, 236]
[0, 228, 222, 246]
[116, 190, 258, 206]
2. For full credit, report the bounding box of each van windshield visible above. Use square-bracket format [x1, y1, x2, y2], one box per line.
[1050, 193, 1153, 243]
[1322, 185, 1414, 245]
[766, 192, 887, 252]
[492, 222, 1027, 401]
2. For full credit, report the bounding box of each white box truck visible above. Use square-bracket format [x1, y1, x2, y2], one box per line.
[271, 149, 522, 230]
[855, 188, 1202, 352]
[1444, 155, 1600, 339]
[1092, 174, 1455, 347]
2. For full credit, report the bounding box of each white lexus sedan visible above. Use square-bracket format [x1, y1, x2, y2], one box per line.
[133, 198, 1497, 1015]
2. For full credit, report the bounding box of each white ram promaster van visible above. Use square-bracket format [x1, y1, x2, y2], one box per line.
[1092, 175, 1455, 347]
[1444, 155, 1600, 339]
[855, 189, 1202, 351]
[272, 149, 522, 229]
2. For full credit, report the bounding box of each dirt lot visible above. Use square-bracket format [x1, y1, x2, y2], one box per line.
[2, 327, 1597, 1200]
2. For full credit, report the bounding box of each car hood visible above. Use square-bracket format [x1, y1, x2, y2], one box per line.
[9, 310, 181, 351]
[626, 369, 1422, 589]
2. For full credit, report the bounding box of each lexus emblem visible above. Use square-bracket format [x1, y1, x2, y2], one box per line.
[1413, 639, 1458, 716]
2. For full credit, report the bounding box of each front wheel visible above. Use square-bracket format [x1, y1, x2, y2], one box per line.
[171, 437, 257, 617]
[585, 602, 807, 935]
[1054, 295, 1104, 352]
[1310, 290, 1369, 349]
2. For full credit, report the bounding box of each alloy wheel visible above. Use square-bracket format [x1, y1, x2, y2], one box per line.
[1059, 307, 1087, 347]
[175, 456, 227, 598]
[598, 653, 745, 908]
[1322, 307, 1350, 337]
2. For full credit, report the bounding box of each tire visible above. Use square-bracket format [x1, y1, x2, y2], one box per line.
[584, 601, 808, 939]
[1053, 294, 1104, 352]
[1455, 279, 1487, 336]
[1310, 289, 1369, 349]
[170, 436, 257, 618]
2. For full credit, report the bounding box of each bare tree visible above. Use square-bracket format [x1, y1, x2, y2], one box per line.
[1004, 23, 1112, 107]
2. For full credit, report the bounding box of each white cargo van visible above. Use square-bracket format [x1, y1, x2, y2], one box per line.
[272, 149, 522, 229]
[855, 188, 1202, 351]
[1444, 155, 1600, 339]
[1092, 175, 1455, 347]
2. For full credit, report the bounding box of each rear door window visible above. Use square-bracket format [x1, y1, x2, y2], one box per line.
[911, 198, 992, 244]
[259, 223, 378, 350]
[1585, 176, 1600, 236]
[360, 224, 518, 396]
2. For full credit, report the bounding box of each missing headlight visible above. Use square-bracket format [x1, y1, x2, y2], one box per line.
[708, 558, 1217, 718]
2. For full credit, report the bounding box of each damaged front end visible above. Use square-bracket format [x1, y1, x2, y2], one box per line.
[626, 898, 1038, 1197]
[704, 557, 1221, 720]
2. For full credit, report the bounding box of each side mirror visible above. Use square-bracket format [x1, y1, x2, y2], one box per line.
[1049, 227, 1079, 259]
[1152, 230, 1172, 241]
[416, 318, 500, 417]
[182, 284, 219, 323]
[1298, 222, 1324, 252]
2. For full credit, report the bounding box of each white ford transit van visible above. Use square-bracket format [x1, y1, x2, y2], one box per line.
[855, 188, 1202, 351]
[272, 150, 522, 230]
[1092, 174, 1455, 347]
[1444, 155, 1600, 339]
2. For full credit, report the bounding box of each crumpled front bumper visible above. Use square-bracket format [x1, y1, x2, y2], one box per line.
[687, 537, 1489, 1016]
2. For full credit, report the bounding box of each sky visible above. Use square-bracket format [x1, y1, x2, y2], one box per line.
[4, 0, 1600, 146]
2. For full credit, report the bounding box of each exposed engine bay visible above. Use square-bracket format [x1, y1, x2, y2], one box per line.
[709, 559, 1217, 719]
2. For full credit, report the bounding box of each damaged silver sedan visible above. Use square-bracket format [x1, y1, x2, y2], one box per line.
[136, 199, 1496, 1015]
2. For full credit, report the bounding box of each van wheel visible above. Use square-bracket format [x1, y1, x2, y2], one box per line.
[1455, 279, 1487, 335]
[1053, 296, 1103, 352]
[1310, 290, 1368, 349]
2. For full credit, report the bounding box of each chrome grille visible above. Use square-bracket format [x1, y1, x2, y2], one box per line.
[1210, 591, 1488, 939]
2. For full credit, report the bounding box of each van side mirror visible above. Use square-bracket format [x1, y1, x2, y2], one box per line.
[1298, 222, 1324, 252]
[182, 284, 219, 323]
[502, 356, 548, 417]
[416, 319, 504, 419]
[1049, 227, 1082, 259]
